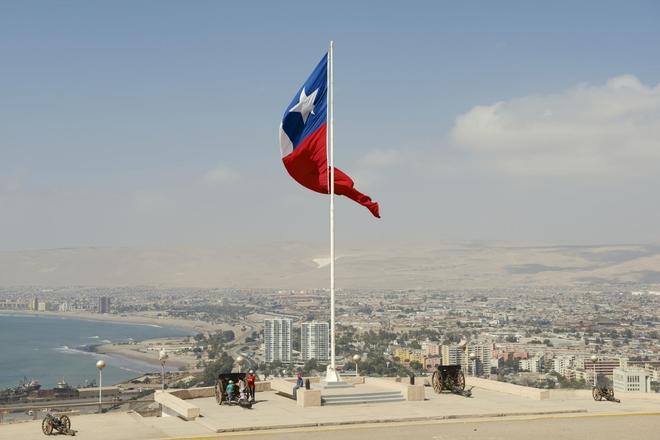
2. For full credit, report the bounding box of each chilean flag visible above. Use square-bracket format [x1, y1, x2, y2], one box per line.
[279, 54, 380, 218]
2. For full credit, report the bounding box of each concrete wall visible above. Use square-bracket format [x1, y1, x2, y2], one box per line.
[296, 389, 321, 407]
[169, 381, 271, 400]
[466, 377, 550, 400]
[155, 391, 200, 421]
[170, 387, 214, 399]
[273, 376, 364, 385]
[269, 379, 295, 396]
[552, 389, 660, 401]
[467, 378, 660, 401]
[77, 386, 120, 399]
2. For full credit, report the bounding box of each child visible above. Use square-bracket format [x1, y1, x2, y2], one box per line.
[226, 380, 236, 401]
[238, 378, 247, 400]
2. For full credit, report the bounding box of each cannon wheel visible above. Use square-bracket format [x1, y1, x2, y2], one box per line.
[456, 371, 466, 390]
[59, 415, 71, 432]
[606, 388, 615, 400]
[42, 418, 53, 435]
[431, 370, 444, 393]
[592, 387, 602, 401]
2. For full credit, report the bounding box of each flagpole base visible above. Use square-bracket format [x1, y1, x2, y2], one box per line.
[323, 365, 342, 383]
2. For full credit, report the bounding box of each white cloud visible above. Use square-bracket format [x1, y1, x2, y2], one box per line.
[352, 149, 402, 188]
[451, 75, 660, 176]
[203, 165, 239, 185]
[357, 149, 401, 168]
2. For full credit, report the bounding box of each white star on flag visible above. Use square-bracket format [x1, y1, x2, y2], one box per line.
[288, 87, 319, 123]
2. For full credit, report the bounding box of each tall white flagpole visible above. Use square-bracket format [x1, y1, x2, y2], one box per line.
[326, 40, 340, 383]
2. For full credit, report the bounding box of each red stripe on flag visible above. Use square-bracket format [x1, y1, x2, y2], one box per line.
[282, 123, 380, 218]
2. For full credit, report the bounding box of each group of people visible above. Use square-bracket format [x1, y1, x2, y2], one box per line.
[225, 370, 257, 403]
[222, 370, 308, 404]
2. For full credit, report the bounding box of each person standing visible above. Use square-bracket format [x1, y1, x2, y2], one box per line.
[246, 370, 257, 402]
[226, 380, 236, 402]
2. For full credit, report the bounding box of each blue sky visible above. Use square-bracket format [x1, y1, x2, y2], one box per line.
[1, 1, 660, 250]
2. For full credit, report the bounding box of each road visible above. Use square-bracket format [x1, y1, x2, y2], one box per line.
[218, 414, 660, 440]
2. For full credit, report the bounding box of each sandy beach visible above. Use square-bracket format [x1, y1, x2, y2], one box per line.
[94, 337, 197, 370]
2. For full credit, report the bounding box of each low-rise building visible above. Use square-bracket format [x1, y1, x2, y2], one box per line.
[520, 355, 543, 373]
[422, 342, 441, 357]
[613, 367, 651, 393]
[441, 344, 466, 366]
[583, 357, 621, 377]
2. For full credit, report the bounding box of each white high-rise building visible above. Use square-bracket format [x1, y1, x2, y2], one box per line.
[467, 341, 493, 376]
[98, 296, 111, 314]
[301, 321, 329, 362]
[264, 318, 292, 363]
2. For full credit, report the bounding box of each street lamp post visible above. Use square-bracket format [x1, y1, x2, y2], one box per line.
[459, 340, 468, 375]
[590, 354, 598, 387]
[353, 354, 361, 377]
[386, 361, 390, 376]
[236, 355, 245, 374]
[159, 349, 169, 391]
[96, 359, 106, 413]
[469, 352, 477, 376]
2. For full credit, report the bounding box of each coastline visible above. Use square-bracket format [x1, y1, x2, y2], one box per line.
[1, 311, 204, 377]
[93, 341, 191, 369]
[1, 310, 214, 334]
[1, 310, 249, 382]
[0, 312, 201, 388]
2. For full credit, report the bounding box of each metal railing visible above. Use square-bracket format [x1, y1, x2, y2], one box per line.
[0, 392, 156, 424]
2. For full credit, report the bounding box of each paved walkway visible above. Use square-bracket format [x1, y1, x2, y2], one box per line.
[194, 386, 660, 433]
[212, 414, 660, 440]
[1, 385, 659, 439]
[0, 412, 166, 440]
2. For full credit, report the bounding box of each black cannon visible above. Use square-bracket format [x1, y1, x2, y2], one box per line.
[214, 373, 252, 409]
[431, 365, 473, 398]
[42, 413, 76, 436]
[592, 386, 620, 403]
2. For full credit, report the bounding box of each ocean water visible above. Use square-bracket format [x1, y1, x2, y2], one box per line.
[0, 313, 191, 389]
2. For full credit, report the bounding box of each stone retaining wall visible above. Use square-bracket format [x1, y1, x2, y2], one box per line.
[466, 377, 549, 400]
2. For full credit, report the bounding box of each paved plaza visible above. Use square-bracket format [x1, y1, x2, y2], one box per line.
[217, 414, 660, 440]
[1, 383, 659, 440]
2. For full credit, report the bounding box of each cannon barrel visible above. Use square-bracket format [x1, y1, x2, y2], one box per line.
[592, 386, 621, 403]
[431, 365, 472, 398]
